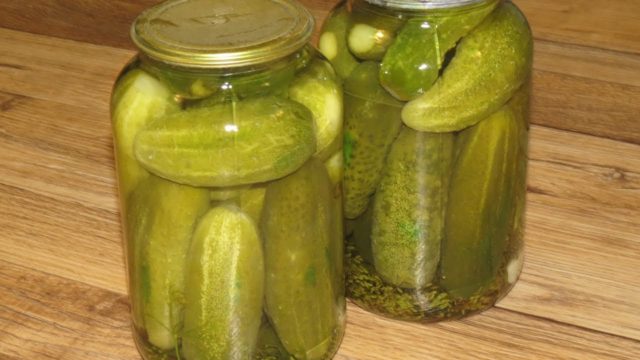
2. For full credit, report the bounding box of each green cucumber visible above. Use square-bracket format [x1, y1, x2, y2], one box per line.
[319, 4, 359, 79]
[261, 159, 339, 360]
[441, 102, 521, 298]
[238, 186, 267, 224]
[141, 58, 297, 101]
[346, 4, 404, 60]
[135, 96, 315, 187]
[255, 320, 289, 360]
[402, 2, 533, 132]
[371, 128, 454, 288]
[343, 62, 403, 219]
[324, 150, 344, 187]
[182, 206, 264, 359]
[125, 175, 210, 350]
[379, 1, 497, 101]
[209, 185, 250, 201]
[289, 60, 344, 159]
[111, 68, 178, 197]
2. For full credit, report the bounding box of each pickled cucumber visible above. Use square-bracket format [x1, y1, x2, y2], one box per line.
[402, 2, 533, 132]
[347, 4, 404, 60]
[135, 96, 315, 187]
[350, 204, 374, 265]
[371, 128, 454, 288]
[182, 206, 264, 360]
[209, 185, 250, 201]
[142, 58, 296, 101]
[125, 175, 210, 350]
[441, 103, 521, 298]
[324, 150, 344, 187]
[319, 4, 359, 79]
[111, 68, 178, 197]
[289, 59, 343, 159]
[343, 62, 403, 218]
[380, 2, 497, 101]
[261, 159, 338, 360]
[255, 320, 289, 360]
[238, 186, 267, 224]
[379, 20, 440, 101]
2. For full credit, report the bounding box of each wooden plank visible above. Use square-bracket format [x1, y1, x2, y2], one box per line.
[339, 304, 640, 360]
[516, 0, 640, 55]
[0, 28, 131, 110]
[0, 180, 125, 294]
[2, 0, 639, 56]
[0, 260, 138, 360]
[2, 258, 639, 360]
[0, 0, 162, 50]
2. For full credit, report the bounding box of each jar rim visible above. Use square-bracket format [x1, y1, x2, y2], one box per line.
[364, 0, 494, 10]
[131, 0, 314, 69]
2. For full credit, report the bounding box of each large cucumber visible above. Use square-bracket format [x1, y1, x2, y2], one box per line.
[343, 62, 403, 219]
[125, 175, 210, 350]
[135, 96, 315, 187]
[289, 59, 344, 159]
[261, 159, 339, 360]
[371, 128, 454, 288]
[441, 102, 521, 298]
[346, 3, 404, 60]
[402, 2, 533, 132]
[111, 68, 178, 197]
[380, 1, 497, 101]
[182, 206, 264, 360]
[319, 4, 359, 79]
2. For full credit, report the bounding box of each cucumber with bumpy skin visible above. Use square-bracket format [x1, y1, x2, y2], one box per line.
[441, 102, 521, 298]
[261, 159, 338, 360]
[319, 4, 359, 79]
[182, 206, 264, 360]
[111, 68, 178, 197]
[371, 128, 453, 288]
[402, 3, 533, 132]
[343, 62, 403, 219]
[289, 60, 343, 159]
[125, 175, 210, 350]
[135, 96, 315, 187]
[380, 2, 498, 101]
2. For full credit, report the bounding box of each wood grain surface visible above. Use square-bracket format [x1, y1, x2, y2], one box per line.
[1, 1, 639, 359]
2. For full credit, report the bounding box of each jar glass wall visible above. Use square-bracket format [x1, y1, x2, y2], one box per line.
[111, 0, 346, 358]
[319, 0, 532, 321]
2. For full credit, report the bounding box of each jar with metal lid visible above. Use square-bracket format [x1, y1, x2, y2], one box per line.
[319, 0, 532, 321]
[111, 0, 345, 358]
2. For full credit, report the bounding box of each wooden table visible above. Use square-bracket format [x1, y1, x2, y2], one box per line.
[1, 1, 639, 359]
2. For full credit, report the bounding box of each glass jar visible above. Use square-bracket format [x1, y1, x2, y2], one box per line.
[319, 0, 532, 321]
[111, 0, 345, 358]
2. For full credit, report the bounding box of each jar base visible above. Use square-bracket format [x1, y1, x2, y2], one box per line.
[345, 242, 521, 323]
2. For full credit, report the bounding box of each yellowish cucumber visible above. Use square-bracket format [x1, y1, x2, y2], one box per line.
[261, 159, 339, 360]
[182, 206, 264, 359]
[402, 3, 532, 132]
[318, 4, 359, 79]
[289, 59, 344, 160]
[135, 96, 315, 187]
[441, 101, 521, 298]
[371, 128, 454, 288]
[111, 68, 178, 197]
[125, 175, 210, 350]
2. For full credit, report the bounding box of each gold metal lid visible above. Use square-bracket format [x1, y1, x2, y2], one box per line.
[131, 0, 314, 68]
[365, 0, 490, 10]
